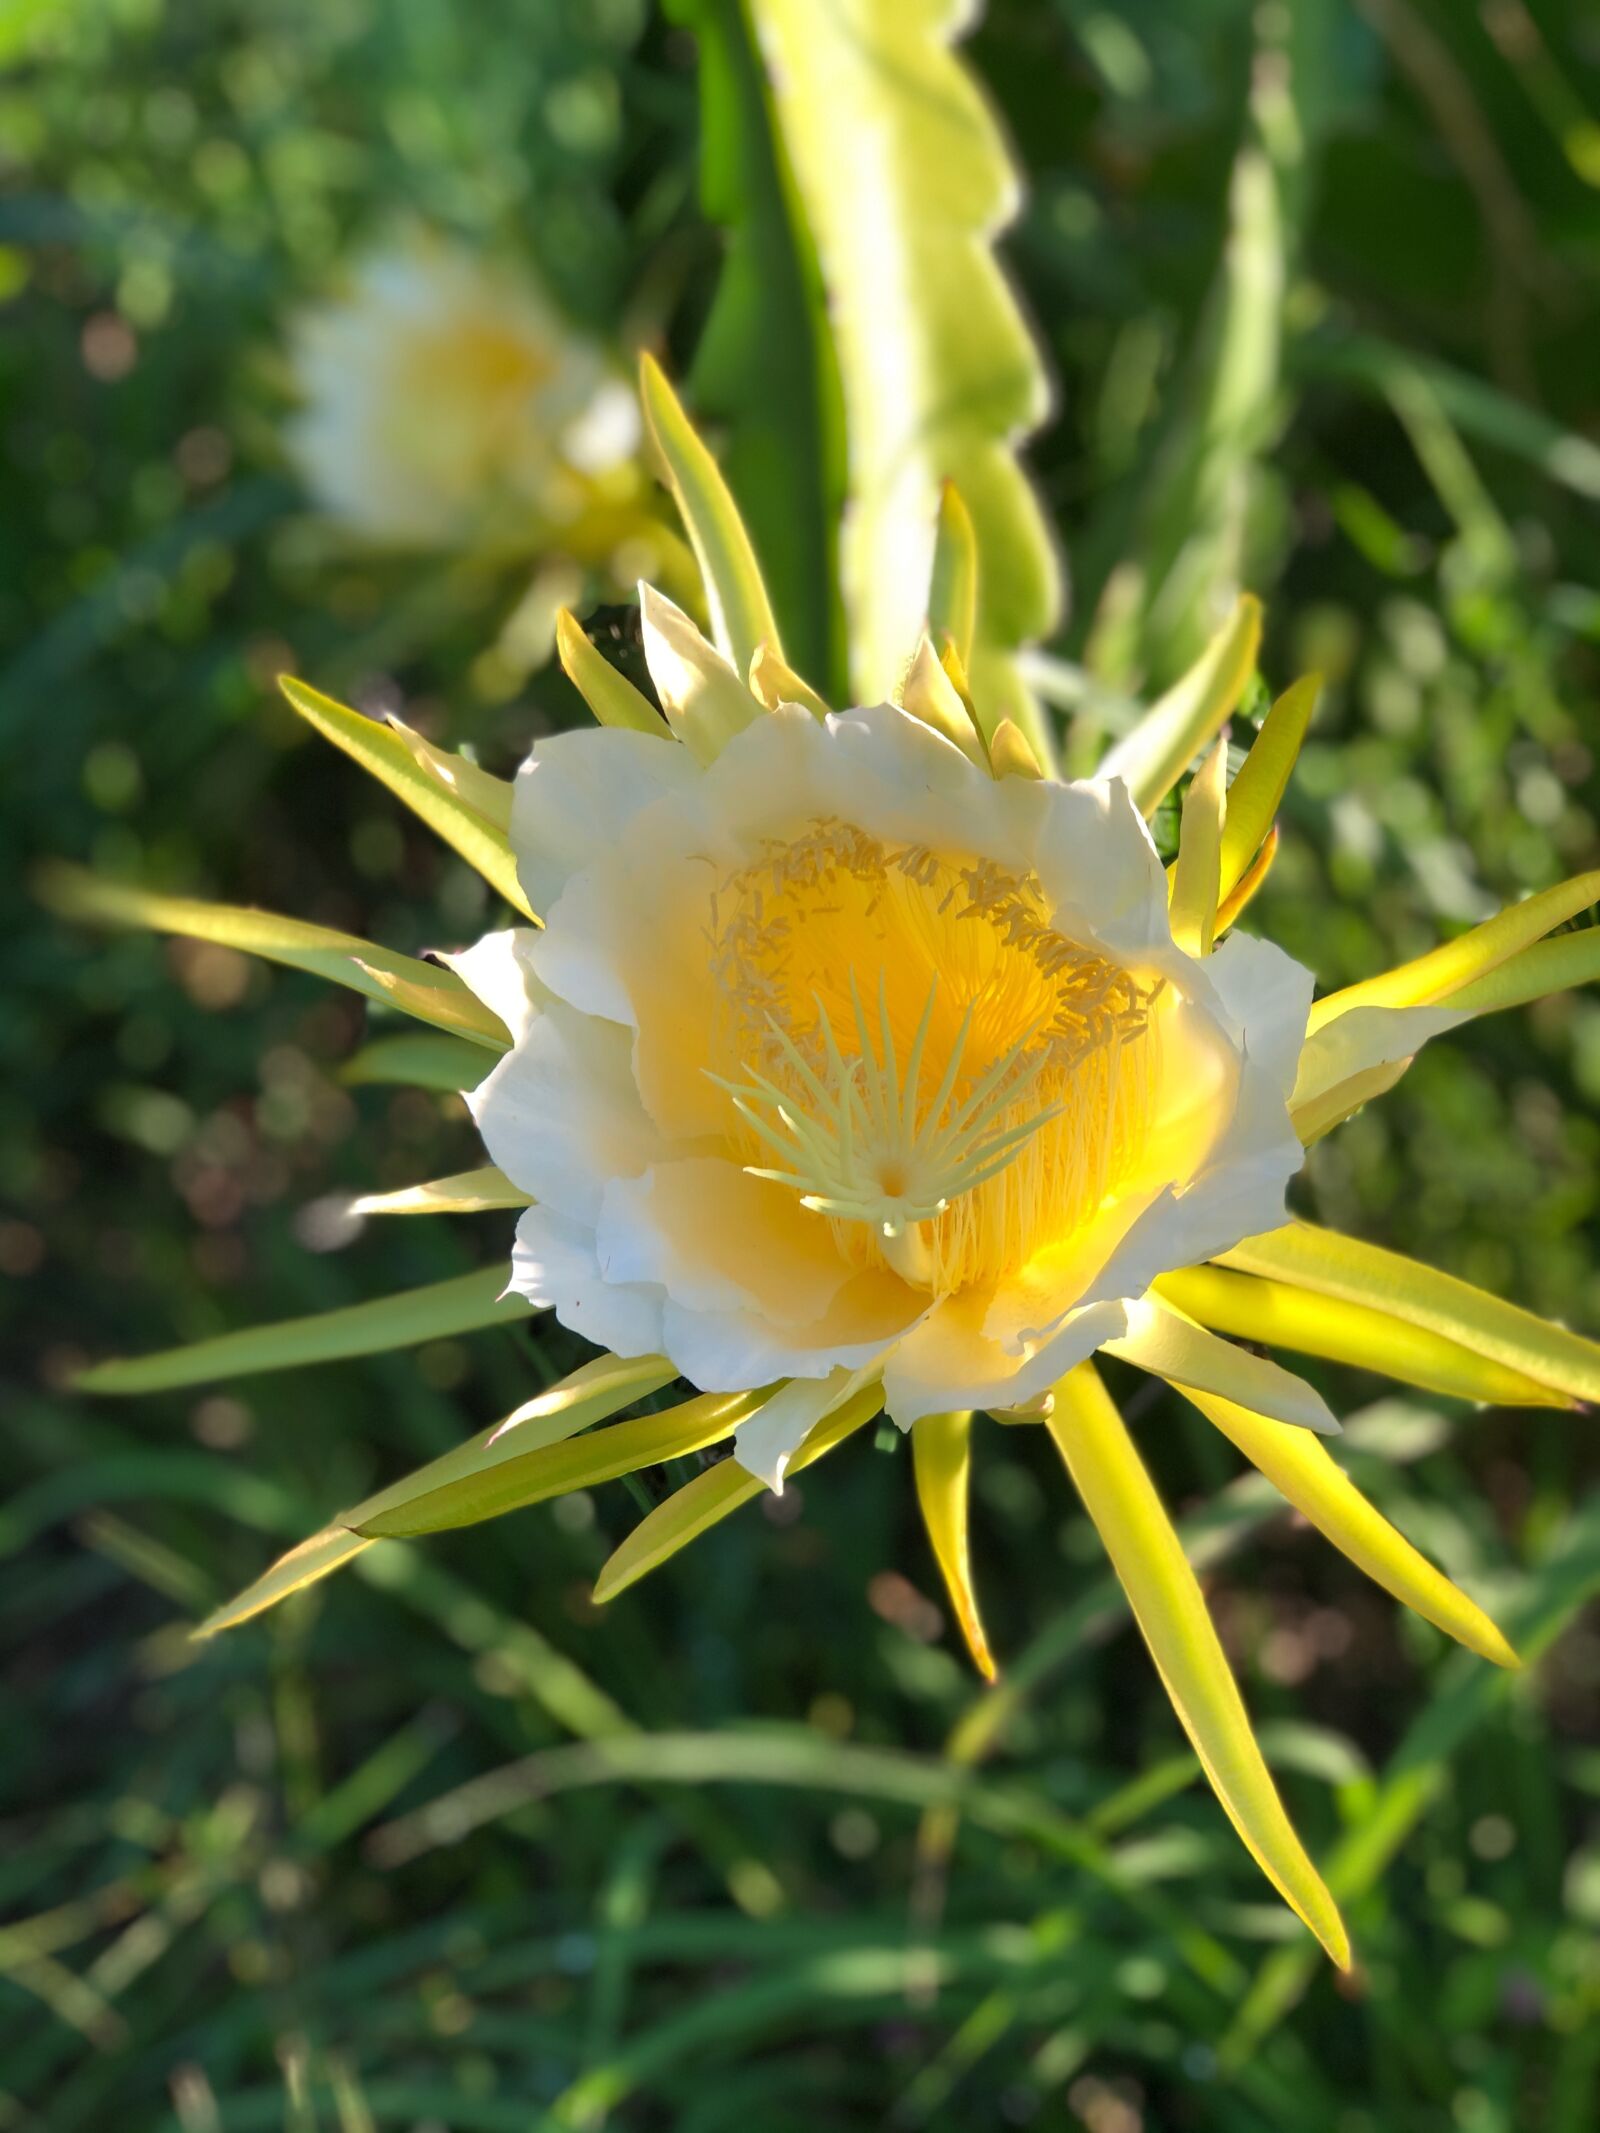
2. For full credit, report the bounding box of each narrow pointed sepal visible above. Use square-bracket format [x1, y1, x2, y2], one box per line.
[76, 1267, 527, 1396]
[912, 1410, 997, 1681]
[195, 1528, 373, 1638]
[899, 634, 988, 766]
[638, 351, 782, 676]
[555, 607, 668, 738]
[639, 584, 764, 765]
[1097, 595, 1261, 819]
[988, 718, 1044, 782]
[1180, 1385, 1519, 1668]
[1215, 823, 1278, 934]
[1048, 1363, 1351, 1968]
[1102, 1294, 1340, 1435]
[928, 481, 979, 670]
[278, 677, 530, 916]
[1308, 870, 1600, 1034]
[1154, 1264, 1571, 1410]
[1169, 736, 1228, 956]
[195, 1353, 677, 1632]
[357, 1383, 759, 1540]
[748, 640, 831, 721]
[593, 1384, 882, 1602]
[1217, 674, 1320, 901]
[1219, 1221, 1600, 1408]
[349, 1165, 531, 1217]
[34, 865, 510, 1049]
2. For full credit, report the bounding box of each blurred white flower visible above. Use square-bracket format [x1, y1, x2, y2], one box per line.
[284, 229, 641, 549]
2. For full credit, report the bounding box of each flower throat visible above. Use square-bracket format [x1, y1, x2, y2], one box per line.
[707, 818, 1160, 1294]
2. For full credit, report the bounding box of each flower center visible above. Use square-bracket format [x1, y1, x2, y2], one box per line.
[707, 819, 1160, 1294]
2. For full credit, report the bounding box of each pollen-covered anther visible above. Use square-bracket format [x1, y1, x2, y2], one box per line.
[707, 821, 1160, 1295]
[719, 971, 1061, 1286]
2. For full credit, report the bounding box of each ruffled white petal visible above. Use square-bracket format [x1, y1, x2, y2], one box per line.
[512, 726, 698, 918]
[509, 1204, 665, 1361]
[595, 1159, 854, 1324]
[468, 995, 672, 1223]
[733, 1367, 874, 1492]
[660, 1272, 924, 1393]
[882, 1291, 1129, 1427]
[442, 928, 544, 1044]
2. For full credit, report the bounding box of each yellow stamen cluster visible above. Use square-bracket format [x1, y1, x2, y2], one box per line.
[706, 820, 1159, 1293]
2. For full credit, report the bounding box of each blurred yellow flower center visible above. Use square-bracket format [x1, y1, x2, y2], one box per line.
[708, 820, 1160, 1293]
[389, 320, 555, 490]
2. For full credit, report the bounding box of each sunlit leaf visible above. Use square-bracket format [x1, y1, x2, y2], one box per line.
[77, 1268, 526, 1396]
[279, 677, 530, 917]
[37, 863, 511, 1049]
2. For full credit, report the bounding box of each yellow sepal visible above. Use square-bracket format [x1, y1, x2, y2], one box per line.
[592, 1385, 882, 1601]
[912, 1410, 997, 1681]
[1219, 1221, 1600, 1406]
[1181, 1384, 1518, 1668]
[1168, 736, 1228, 956]
[1047, 1363, 1350, 1968]
[555, 607, 666, 737]
[1155, 1264, 1572, 1410]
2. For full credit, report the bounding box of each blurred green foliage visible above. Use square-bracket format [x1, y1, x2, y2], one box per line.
[4, 1, 1600, 2128]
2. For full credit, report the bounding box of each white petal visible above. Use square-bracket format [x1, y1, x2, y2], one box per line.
[595, 1159, 855, 1324]
[980, 929, 1310, 1354]
[468, 995, 672, 1222]
[661, 1272, 924, 1393]
[1208, 930, 1318, 1098]
[511, 725, 698, 918]
[1031, 774, 1173, 963]
[440, 928, 544, 1044]
[733, 1366, 873, 1492]
[881, 1291, 1128, 1427]
[508, 1204, 666, 1361]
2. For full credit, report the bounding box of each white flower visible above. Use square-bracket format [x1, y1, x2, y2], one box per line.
[463, 668, 1315, 1487]
[284, 229, 640, 547]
